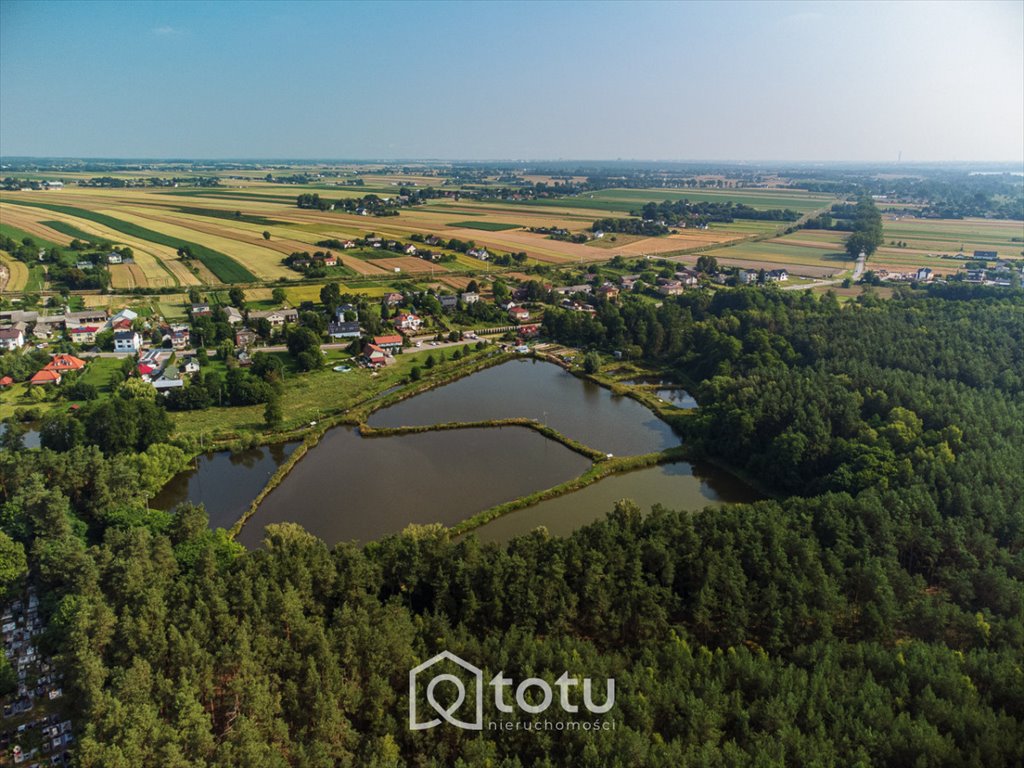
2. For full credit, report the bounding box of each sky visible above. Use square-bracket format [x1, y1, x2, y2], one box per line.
[1, 0, 1022, 162]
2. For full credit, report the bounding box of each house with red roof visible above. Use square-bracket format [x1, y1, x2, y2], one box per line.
[0, 376, 13, 388]
[393, 312, 422, 332]
[44, 354, 87, 372]
[373, 334, 404, 353]
[362, 343, 389, 368]
[30, 369, 62, 386]
[70, 326, 100, 345]
[508, 306, 530, 322]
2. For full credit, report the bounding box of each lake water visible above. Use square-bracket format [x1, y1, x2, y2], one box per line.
[468, 461, 762, 543]
[369, 358, 678, 456]
[237, 426, 591, 547]
[151, 442, 300, 529]
[0, 423, 41, 449]
[654, 388, 698, 409]
[154, 357, 753, 547]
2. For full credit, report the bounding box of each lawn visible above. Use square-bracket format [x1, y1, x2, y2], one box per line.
[77, 357, 125, 394]
[446, 221, 522, 231]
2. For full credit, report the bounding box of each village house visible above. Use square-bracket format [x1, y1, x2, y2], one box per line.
[394, 312, 422, 332]
[341, 240, 357, 249]
[169, 327, 191, 350]
[69, 326, 100, 345]
[554, 284, 593, 296]
[765, 269, 789, 282]
[30, 369, 62, 386]
[383, 292, 404, 307]
[974, 250, 998, 260]
[596, 282, 620, 301]
[916, 267, 934, 282]
[362, 343, 389, 368]
[107, 251, 123, 264]
[675, 269, 700, 286]
[190, 303, 212, 317]
[620, 275, 641, 291]
[467, 247, 490, 261]
[235, 328, 258, 348]
[110, 308, 138, 326]
[0, 376, 12, 388]
[509, 306, 530, 322]
[250, 307, 299, 327]
[373, 334, 404, 353]
[657, 280, 685, 296]
[64, 309, 108, 328]
[404, 244, 418, 256]
[518, 323, 541, 338]
[328, 321, 361, 339]
[425, 235, 443, 247]
[738, 270, 758, 285]
[181, 357, 201, 375]
[461, 291, 480, 304]
[45, 353, 87, 373]
[439, 294, 458, 310]
[224, 306, 244, 325]
[113, 330, 143, 353]
[0, 327, 25, 350]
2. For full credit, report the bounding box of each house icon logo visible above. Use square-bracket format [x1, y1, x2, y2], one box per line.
[409, 650, 483, 730]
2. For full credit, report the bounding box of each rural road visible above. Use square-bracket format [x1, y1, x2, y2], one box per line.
[852, 253, 867, 281]
[782, 253, 866, 291]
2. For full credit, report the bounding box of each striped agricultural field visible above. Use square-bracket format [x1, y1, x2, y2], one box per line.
[0, 202, 193, 288]
[0, 197, 255, 283]
[108, 208, 289, 281]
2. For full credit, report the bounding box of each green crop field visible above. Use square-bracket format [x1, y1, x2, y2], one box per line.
[41, 219, 111, 243]
[446, 221, 521, 231]
[2, 199, 256, 283]
[0, 221, 66, 252]
[166, 206, 285, 227]
[517, 187, 835, 214]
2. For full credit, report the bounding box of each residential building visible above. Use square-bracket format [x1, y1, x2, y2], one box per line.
[657, 281, 684, 296]
[439, 294, 458, 310]
[461, 291, 480, 305]
[224, 307, 244, 325]
[373, 334, 404, 353]
[916, 267, 934, 282]
[235, 328, 258, 347]
[44, 354, 87, 372]
[328, 321, 361, 339]
[766, 269, 789, 282]
[110, 308, 138, 326]
[30, 369, 61, 385]
[596, 282, 620, 301]
[0, 328, 25, 350]
[404, 244, 418, 255]
[64, 309, 107, 327]
[107, 252, 123, 264]
[394, 312, 422, 332]
[738, 270, 758, 284]
[974, 250, 998, 260]
[383, 292, 404, 307]
[467, 248, 490, 261]
[250, 308, 299, 327]
[675, 269, 700, 286]
[113, 330, 142, 353]
[190, 303, 212, 317]
[363, 343, 389, 367]
[509, 306, 530, 322]
[69, 326, 100, 345]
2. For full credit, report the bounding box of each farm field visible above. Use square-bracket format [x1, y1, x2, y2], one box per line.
[880, 216, 1024, 257]
[517, 187, 836, 214]
[446, 220, 521, 231]
[0, 252, 29, 291]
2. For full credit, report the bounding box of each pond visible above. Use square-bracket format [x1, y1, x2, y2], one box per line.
[0, 423, 40, 449]
[469, 461, 762, 543]
[369, 358, 678, 456]
[654, 388, 698, 409]
[236, 426, 591, 547]
[150, 441, 300, 530]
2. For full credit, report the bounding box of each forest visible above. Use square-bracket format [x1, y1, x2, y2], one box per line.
[1, 286, 1022, 766]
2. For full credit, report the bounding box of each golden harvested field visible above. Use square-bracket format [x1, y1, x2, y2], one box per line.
[106, 208, 294, 281]
[108, 263, 147, 289]
[0, 253, 29, 291]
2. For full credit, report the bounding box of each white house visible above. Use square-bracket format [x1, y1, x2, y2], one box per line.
[394, 312, 422, 332]
[113, 330, 142, 353]
[0, 328, 25, 350]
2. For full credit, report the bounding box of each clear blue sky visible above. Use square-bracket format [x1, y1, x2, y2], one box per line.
[1, 0, 1022, 162]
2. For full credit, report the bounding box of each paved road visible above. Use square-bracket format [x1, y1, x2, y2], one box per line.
[852, 253, 867, 281]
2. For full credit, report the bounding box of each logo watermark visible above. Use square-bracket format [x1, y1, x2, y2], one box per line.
[409, 650, 615, 732]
